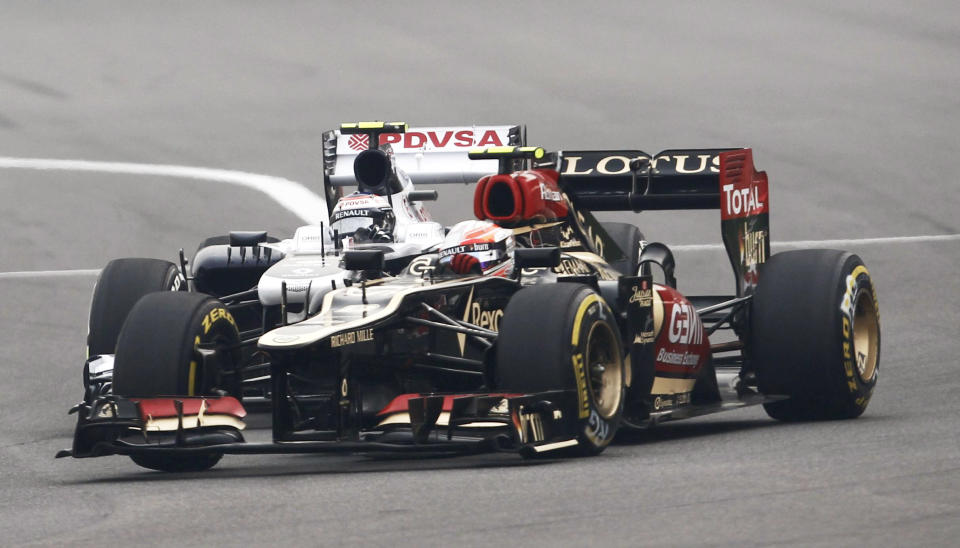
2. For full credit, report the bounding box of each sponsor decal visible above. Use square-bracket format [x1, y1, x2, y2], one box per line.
[742, 229, 768, 267]
[170, 275, 183, 291]
[553, 258, 593, 276]
[839, 265, 878, 388]
[656, 348, 701, 367]
[654, 391, 691, 412]
[629, 283, 653, 306]
[488, 398, 509, 415]
[378, 129, 505, 150]
[407, 255, 435, 276]
[584, 409, 611, 445]
[667, 301, 703, 345]
[721, 182, 765, 218]
[347, 134, 369, 151]
[439, 242, 494, 259]
[572, 352, 590, 419]
[634, 332, 656, 344]
[340, 128, 508, 152]
[469, 302, 503, 331]
[202, 307, 237, 334]
[329, 327, 374, 348]
[539, 182, 562, 202]
[562, 154, 721, 176]
[332, 208, 374, 221]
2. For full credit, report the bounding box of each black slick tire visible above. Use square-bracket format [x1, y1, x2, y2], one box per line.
[113, 292, 241, 472]
[600, 222, 645, 276]
[751, 249, 880, 421]
[87, 258, 184, 357]
[496, 283, 625, 456]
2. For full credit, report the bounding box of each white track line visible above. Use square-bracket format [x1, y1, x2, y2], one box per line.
[0, 269, 101, 280]
[0, 157, 328, 225]
[672, 233, 960, 252]
[5, 233, 957, 279]
[1, 156, 957, 279]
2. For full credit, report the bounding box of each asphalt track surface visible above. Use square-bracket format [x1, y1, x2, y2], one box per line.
[1, 2, 958, 546]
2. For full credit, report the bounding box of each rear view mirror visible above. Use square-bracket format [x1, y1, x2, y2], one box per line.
[407, 189, 438, 202]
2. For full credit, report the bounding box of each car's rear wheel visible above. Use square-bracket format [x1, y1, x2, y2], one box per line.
[495, 283, 625, 456]
[113, 291, 241, 472]
[600, 221, 645, 276]
[752, 249, 880, 420]
[87, 258, 184, 357]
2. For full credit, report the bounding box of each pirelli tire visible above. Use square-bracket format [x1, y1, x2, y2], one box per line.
[87, 258, 185, 357]
[113, 292, 242, 472]
[600, 221, 645, 277]
[751, 250, 880, 421]
[496, 283, 625, 456]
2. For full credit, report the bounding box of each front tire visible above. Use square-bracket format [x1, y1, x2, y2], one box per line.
[113, 292, 241, 472]
[752, 250, 880, 421]
[496, 283, 625, 456]
[87, 258, 184, 357]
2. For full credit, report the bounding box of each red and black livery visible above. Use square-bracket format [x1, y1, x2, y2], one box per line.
[61, 138, 880, 472]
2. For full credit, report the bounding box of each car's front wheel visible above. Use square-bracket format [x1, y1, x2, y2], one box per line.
[495, 283, 625, 456]
[113, 291, 242, 472]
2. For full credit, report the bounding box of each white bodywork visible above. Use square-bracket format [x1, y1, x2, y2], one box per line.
[257, 171, 445, 321]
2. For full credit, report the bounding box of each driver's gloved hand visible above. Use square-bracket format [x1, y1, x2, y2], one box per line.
[353, 226, 372, 242]
[450, 253, 481, 275]
[370, 226, 394, 243]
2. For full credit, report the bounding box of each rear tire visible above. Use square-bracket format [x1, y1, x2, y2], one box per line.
[87, 258, 184, 357]
[496, 283, 625, 456]
[752, 250, 880, 421]
[113, 292, 241, 472]
[600, 222, 645, 276]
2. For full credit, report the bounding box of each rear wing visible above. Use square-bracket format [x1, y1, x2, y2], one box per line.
[322, 124, 524, 187]
[551, 148, 770, 296]
[554, 149, 737, 211]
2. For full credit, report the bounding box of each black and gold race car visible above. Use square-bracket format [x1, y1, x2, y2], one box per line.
[60, 125, 881, 472]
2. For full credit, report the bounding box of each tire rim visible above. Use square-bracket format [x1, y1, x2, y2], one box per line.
[853, 290, 879, 383]
[585, 322, 623, 419]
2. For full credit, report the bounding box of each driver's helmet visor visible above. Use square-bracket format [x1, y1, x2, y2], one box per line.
[330, 208, 391, 236]
[439, 240, 508, 270]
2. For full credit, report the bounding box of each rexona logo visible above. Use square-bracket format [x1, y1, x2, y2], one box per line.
[470, 303, 503, 331]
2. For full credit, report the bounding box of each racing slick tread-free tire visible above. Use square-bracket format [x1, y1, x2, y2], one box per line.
[113, 292, 242, 472]
[87, 258, 184, 357]
[496, 283, 625, 456]
[751, 249, 880, 421]
[600, 222, 645, 277]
